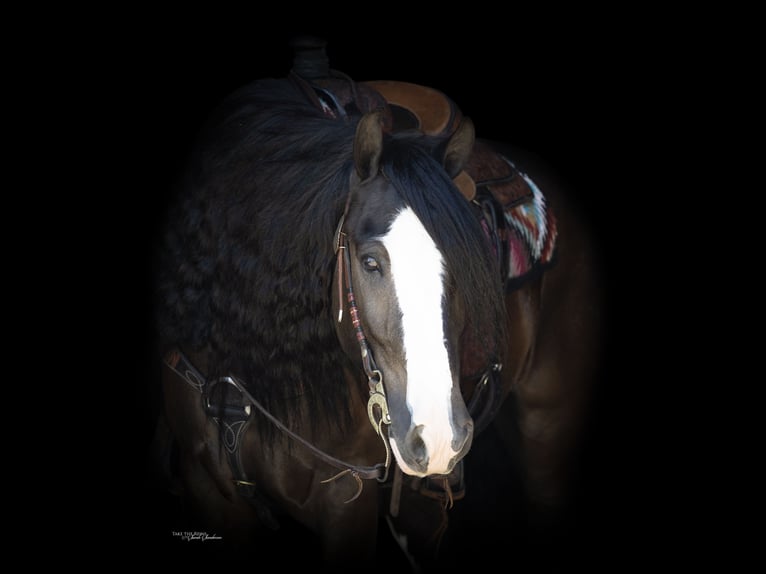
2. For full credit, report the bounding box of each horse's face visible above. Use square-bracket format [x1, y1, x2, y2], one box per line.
[336, 111, 476, 477]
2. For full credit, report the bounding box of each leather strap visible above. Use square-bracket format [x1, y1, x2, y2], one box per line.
[164, 349, 387, 483]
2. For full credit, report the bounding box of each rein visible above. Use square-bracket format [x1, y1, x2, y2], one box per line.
[164, 348, 388, 503]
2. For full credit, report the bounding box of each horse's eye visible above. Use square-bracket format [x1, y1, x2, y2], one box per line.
[361, 255, 380, 272]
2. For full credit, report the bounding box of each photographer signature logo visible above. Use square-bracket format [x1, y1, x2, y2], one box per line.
[172, 531, 222, 542]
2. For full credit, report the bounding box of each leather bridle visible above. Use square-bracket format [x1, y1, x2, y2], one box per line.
[164, 194, 503, 507]
[333, 196, 393, 479]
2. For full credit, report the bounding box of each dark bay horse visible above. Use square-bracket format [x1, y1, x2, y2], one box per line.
[152, 62, 601, 569]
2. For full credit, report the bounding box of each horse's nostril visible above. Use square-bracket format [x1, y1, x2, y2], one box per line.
[407, 424, 427, 465]
[452, 419, 473, 452]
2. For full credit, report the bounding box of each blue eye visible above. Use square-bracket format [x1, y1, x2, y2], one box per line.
[362, 255, 380, 272]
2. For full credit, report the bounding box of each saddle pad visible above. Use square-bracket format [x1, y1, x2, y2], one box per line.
[467, 141, 557, 287]
[503, 169, 558, 285]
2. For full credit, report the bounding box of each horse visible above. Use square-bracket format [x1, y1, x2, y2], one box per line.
[151, 54, 602, 569]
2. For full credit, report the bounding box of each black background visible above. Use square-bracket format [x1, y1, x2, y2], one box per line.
[98, 22, 652, 571]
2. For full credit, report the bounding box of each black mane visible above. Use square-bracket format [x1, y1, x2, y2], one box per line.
[156, 78, 357, 434]
[155, 77, 506, 437]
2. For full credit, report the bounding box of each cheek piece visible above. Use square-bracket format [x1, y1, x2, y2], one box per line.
[334, 199, 393, 481]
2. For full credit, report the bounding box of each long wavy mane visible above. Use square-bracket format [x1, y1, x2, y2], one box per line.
[156, 78, 356, 433]
[155, 77, 507, 438]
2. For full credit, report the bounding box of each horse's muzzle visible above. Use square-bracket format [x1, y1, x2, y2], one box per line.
[390, 418, 473, 477]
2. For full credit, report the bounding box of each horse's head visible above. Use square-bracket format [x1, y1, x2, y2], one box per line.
[335, 111, 501, 477]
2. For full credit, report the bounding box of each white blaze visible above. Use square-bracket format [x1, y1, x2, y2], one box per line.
[382, 207, 456, 475]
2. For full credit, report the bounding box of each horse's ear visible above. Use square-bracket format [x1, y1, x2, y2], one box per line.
[443, 117, 475, 179]
[354, 110, 384, 182]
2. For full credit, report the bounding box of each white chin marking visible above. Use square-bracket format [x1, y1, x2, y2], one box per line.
[382, 207, 457, 475]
